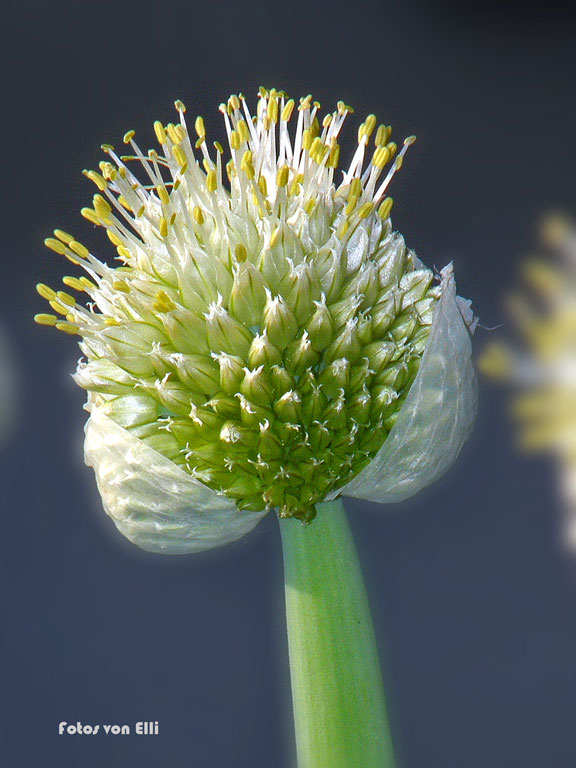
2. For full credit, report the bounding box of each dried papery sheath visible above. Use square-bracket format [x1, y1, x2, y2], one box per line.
[84, 403, 267, 553]
[338, 265, 477, 503]
[36, 87, 476, 541]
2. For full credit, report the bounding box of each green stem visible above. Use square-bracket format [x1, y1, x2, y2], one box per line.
[280, 498, 395, 768]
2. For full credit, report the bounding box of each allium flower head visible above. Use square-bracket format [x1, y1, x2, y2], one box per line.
[36, 88, 476, 550]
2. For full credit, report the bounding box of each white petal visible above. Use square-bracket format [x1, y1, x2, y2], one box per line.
[338, 263, 477, 504]
[84, 404, 268, 554]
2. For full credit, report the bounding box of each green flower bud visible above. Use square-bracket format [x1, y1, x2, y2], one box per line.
[263, 290, 298, 350]
[229, 262, 267, 325]
[306, 297, 334, 351]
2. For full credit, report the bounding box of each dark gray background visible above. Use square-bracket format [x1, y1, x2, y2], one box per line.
[2, 0, 576, 766]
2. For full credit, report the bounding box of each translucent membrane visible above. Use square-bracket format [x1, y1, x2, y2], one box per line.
[84, 403, 267, 553]
[339, 265, 477, 503]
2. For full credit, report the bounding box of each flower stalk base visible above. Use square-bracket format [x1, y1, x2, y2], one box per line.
[280, 498, 395, 768]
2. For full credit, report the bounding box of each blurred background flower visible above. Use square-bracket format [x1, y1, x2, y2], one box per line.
[481, 215, 576, 547]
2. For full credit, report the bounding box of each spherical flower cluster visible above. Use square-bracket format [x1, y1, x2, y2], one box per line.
[36, 88, 477, 551]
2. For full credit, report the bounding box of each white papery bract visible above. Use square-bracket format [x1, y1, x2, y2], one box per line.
[36, 88, 476, 548]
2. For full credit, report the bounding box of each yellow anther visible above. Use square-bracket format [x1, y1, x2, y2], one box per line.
[240, 150, 255, 180]
[154, 121, 167, 145]
[214, 141, 224, 154]
[153, 290, 177, 313]
[258, 175, 268, 197]
[302, 129, 312, 151]
[106, 230, 123, 247]
[69, 240, 89, 259]
[34, 313, 58, 326]
[173, 145, 187, 168]
[93, 195, 112, 218]
[112, 281, 130, 293]
[194, 116, 206, 139]
[81, 208, 100, 225]
[229, 94, 241, 111]
[235, 243, 248, 262]
[174, 99, 186, 113]
[304, 199, 316, 215]
[309, 117, 320, 139]
[345, 197, 358, 216]
[268, 97, 279, 124]
[49, 299, 69, 315]
[364, 114, 377, 138]
[276, 165, 290, 188]
[349, 178, 363, 199]
[299, 95, 312, 111]
[156, 185, 170, 206]
[123, 130, 135, 144]
[395, 156, 404, 171]
[169, 212, 177, 226]
[104, 317, 119, 326]
[166, 123, 182, 144]
[118, 195, 132, 212]
[136, 205, 145, 218]
[206, 169, 218, 193]
[281, 99, 295, 122]
[374, 147, 391, 168]
[309, 136, 323, 159]
[230, 131, 241, 150]
[404, 135, 417, 147]
[55, 322, 79, 335]
[269, 227, 281, 248]
[337, 220, 350, 239]
[288, 176, 302, 196]
[44, 238, 67, 255]
[53, 229, 73, 244]
[159, 217, 168, 238]
[117, 246, 132, 261]
[378, 197, 394, 220]
[193, 206, 205, 225]
[56, 291, 76, 307]
[80, 277, 96, 290]
[322, 114, 333, 128]
[100, 143, 114, 152]
[99, 161, 117, 181]
[36, 283, 56, 300]
[62, 276, 85, 291]
[226, 159, 236, 182]
[237, 119, 250, 144]
[327, 144, 340, 169]
[83, 170, 107, 191]
[387, 141, 398, 157]
[357, 202, 375, 220]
